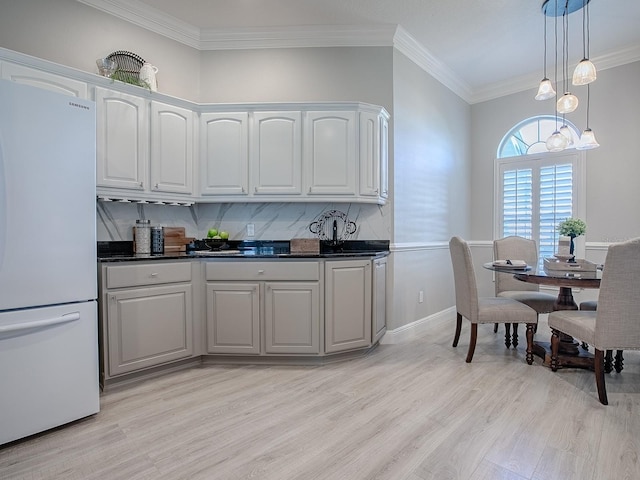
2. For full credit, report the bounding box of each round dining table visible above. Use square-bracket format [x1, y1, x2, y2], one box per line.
[483, 261, 602, 369]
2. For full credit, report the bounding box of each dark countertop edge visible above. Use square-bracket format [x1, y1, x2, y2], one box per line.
[98, 250, 389, 262]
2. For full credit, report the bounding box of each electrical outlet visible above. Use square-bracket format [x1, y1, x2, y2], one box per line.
[247, 223, 255, 237]
[419, 290, 424, 303]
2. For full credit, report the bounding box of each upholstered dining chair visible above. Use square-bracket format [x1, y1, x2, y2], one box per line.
[493, 236, 557, 347]
[449, 236, 538, 363]
[548, 237, 640, 405]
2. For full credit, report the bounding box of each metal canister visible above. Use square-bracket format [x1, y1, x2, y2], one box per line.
[151, 226, 164, 255]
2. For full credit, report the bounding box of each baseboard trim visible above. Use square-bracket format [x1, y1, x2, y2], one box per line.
[381, 306, 456, 344]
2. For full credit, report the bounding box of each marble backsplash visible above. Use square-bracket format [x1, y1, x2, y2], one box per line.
[97, 201, 391, 242]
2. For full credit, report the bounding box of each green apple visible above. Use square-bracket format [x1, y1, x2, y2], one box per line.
[219, 231, 229, 240]
[212, 235, 222, 239]
[207, 228, 218, 238]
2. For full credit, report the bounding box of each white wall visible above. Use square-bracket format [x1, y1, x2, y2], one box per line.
[470, 61, 640, 243]
[0, 0, 201, 100]
[388, 51, 471, 330]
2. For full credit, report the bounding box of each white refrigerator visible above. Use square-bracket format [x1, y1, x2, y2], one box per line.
[0, 79, 100, 445]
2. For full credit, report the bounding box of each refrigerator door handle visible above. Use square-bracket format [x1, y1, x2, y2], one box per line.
[0, 133, 6, 271]
[0, 311, 81, 334]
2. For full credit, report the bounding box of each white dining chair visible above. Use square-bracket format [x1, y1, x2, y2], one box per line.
[449, 236, 538, 363]
[548, 237, 640, 405]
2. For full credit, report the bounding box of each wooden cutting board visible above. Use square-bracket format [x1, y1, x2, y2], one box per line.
[163, 227, 194, 252]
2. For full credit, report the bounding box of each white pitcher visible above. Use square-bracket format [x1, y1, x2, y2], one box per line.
[139, 62, 158, 91]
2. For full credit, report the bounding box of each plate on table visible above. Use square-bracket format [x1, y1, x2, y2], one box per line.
[492, 259, 529, 270]
[554, 254, 574, 261]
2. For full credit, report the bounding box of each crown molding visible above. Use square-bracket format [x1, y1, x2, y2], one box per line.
[77, 0, 640, 106]
[199, 24, 396, 50]
[392, 26, 473, 102]
[469, 43, 640, 104]
[77, 0, 201, 48]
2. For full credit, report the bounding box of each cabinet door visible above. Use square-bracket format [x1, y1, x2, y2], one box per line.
[251, 111, 302, 196]
[150, 101, 193, 194]
[206, 283, 260, 354]
[372, 257, 387, 344]
[359, 111, 381, 198]
[96, 87, 148, 190]
[325, 260, 372, 353]
[379, 114, 389, 201]
[106, 284, 193, 376]
[1, 62, 88, 98]
[304, 111, 357, 196]
[200, 112, 249, 196]
[265, 282, 319, 354]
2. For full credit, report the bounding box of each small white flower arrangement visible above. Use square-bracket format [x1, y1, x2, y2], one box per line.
[557, 218, 587, 237]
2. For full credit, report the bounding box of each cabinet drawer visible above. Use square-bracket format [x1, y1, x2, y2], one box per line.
[205, 260, 319, 281]
[106, 262, 192, 288]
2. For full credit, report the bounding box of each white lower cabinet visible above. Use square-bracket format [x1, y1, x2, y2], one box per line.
[205, 260, 321, 355]
[206, 283, 260, 354]
[372, 256, 388, 344]
[99, 256, 386, 383]
[264, 282, 320, 354]
[101, 262, 195, 380]
[325, 259, 372, 353]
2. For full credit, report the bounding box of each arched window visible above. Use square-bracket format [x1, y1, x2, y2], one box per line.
[497, 115, 580, 158]
[495, 116, 585, 265]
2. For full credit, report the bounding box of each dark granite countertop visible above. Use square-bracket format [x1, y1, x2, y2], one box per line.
[98, 240, 389, 262]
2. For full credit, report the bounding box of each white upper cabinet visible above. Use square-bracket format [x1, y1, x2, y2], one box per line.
[304, 111, 357, 197]
[359, 111, 389, 200]
[96, 87, 147, 191]
[1, 62, 88, 98]
[200, 112, 249, 196]
[1, 50, 389, 206]
[250, 111, 302, 196]
[95, 89, 195, 203]
[150, 101, 193, 195]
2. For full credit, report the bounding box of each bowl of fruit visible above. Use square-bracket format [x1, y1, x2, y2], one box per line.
[204, 228, 230, 250]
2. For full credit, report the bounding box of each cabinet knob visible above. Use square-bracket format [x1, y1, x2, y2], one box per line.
[139, 182, 144, 188]
[257, 269, 265, 274]
[150, 272, 158, 277]
[255, 187, 258, 193]
[155, 183, 159, 189]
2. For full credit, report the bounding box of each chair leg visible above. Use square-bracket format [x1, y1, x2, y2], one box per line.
[550, 328, 560, 371]
[604, 350, 613, 373]
[512, 323, 519, 349]
[493, 323, 498, 333]
[594, 348, 608, 405]
[525, 323, 534, 365]
[453, 312, 463, 347]
[465, 323, 478, 363]
[504, 323, 512, 348]
[614, 350, 624, 373]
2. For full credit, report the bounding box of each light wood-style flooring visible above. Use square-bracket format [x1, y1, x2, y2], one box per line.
[2, 315, 639, 480]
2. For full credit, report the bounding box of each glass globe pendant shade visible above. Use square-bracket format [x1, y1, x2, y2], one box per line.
[546, 131, 569, 152]
[559, 125, 574, 146]
[557, 93, 579, 114]
[576, 128, 600, 150]
[572, 58, 597, 85]
[535, 78, 556, 100]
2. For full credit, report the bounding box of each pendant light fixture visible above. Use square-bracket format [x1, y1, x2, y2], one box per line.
[538, 0, 599, 150]
[535, 8, 556, 100]
[572, 0, 597, 85]
[576, 84, 600, 149]
[556, 9, 578, 114]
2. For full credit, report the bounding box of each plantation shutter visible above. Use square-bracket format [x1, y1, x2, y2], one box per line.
[498, 155, 578, 269]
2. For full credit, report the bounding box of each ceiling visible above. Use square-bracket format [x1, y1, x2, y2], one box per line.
[82, 0, 640, 103]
